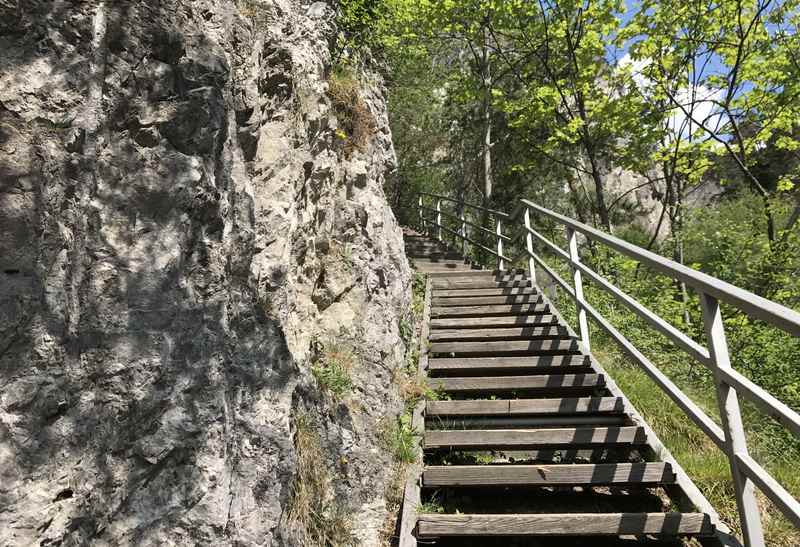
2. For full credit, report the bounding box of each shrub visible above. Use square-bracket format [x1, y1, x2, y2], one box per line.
[327, 65, 377, 157]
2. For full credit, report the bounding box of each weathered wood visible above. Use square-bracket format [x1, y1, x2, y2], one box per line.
[431, 303, 549, 318]
[429, 315, 559, 329]
[425, 397, 625, 417]
[428, 325, 570, 342]
[424, 427, 647, 449]
[434, 287, 538, 297]
[431, 278, 532, 289]
[427, 373, 604, 393]
[422, 462, 675, 487]
[429, 339, 579, 356]
[416, 513, 714, 536]
[428, 355, 591, 373]
[426, 270, 523, 279]
[428, 415, 628, 428]
[431, 304, 550, 318]
[431, 294, 544, 307]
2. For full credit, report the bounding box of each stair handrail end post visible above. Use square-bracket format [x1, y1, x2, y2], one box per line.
[418, 194, 424, 234]
[459, 202, 468, 259]
[523, 204, 536, 284]
[700, 292, 766, 547]
[435, 198, 443, 242]
[496, 216, 505, 271]
[566, 225, 590, 351]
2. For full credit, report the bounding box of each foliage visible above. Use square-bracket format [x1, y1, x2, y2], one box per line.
[288, 414, 357, 547]
[312, 340, 356, 399]
[384, 413, 418, 464]
[327, 65, 377, 157]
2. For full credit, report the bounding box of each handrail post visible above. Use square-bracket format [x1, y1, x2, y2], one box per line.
[460, 204, 467, 258]
[566, 226, 590, 350]
[523, 206, 536, 284]
[435, 198, 442, 242]
[418, 194, 424, 233]
[496, 217, 505, 271]
[700, 292, 765, 547]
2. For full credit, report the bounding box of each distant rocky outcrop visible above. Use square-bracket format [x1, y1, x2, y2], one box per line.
[0, 1, 410, 545]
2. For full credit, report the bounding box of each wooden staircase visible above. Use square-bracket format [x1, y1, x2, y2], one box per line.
[400, 231, 723, 546]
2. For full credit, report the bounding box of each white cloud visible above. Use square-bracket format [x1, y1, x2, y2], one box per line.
[618, 54, 724, 142]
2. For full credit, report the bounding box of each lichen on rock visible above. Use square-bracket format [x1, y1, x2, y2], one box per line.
[0, 1, 410, 545]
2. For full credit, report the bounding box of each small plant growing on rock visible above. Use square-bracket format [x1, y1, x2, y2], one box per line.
[312, 340, 355, 399]
[384, 413, 417, 464]
[288, 414, 356, 546]
[327, 64, 376, 157]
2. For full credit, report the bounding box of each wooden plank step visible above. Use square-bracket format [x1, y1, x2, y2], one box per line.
[407, 253, 465, 260]
[422, 462, 675, 487]
[431, 295, 544, 307]
[429, 339, 579, 356]
[411, 257, 468, 263]
[424, 426, 647, 449]
[428, 326, 570, 342]
[429, 315, 559, 329]
[416, 512, 713, 536]
[429, 415, 628, 428]
[431, 278, 532, 290]
[430, 303, 549, 318]
[428, 374, 604, 393]
[426, 397, 625, 417]
[433, 287, 538, 297]
[428, 355, 590, 374]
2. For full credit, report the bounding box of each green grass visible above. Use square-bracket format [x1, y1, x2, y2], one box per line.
[385, 413, 418, 464]
[312, 341, 355, 399]
[593, 343, 800, 547]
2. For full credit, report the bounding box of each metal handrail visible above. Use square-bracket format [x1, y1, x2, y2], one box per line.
[419, 191, 510, 218]
[521, 199, 800, 335]
[413, 192, 800, 546]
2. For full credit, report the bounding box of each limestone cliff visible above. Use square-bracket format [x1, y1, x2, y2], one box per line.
[0, 1, 411, 545]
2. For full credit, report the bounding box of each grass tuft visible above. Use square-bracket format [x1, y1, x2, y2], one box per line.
[327, 64, 377, 157]
[312, 340, 356, 399]
[288, 414, 357, 546]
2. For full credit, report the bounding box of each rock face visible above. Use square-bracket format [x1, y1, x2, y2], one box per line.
[0, 1, 410, 545]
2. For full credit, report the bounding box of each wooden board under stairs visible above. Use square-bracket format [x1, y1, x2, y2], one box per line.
[399, 229, 727, 547]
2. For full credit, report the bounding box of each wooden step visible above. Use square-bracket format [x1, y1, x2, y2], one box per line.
[429, 415, 628, 428]
[408, 253, 465, 260]
[431, 278, 533, 290]
[428, 355, 591, 374]
[430, 315, 559, 329]
[433, 287, 538, 297]
[428, 373, 604, 393]
[416, 512, 713, 536]
[431, 303, 550, 318]
[422, 462, 675, 487]
[429, 339, 579, 356]
[428, 326, 570, 342]
[431, 294, 544, 307]
[412, 257, 469, 263]
[426, 397, 625, 417]
[424, 426, 647, 449]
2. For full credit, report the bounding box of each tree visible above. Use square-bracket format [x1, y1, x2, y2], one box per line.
[626, 0, 800, 246]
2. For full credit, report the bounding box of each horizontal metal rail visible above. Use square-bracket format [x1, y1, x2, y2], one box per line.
[417, 194, 510, 269]
[412, 191, 800, 546]
[420, 206, 512, 242]
[520, 199, 800, 336]
[420, 215, 511, 262]
[419, 191, 510, 218]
